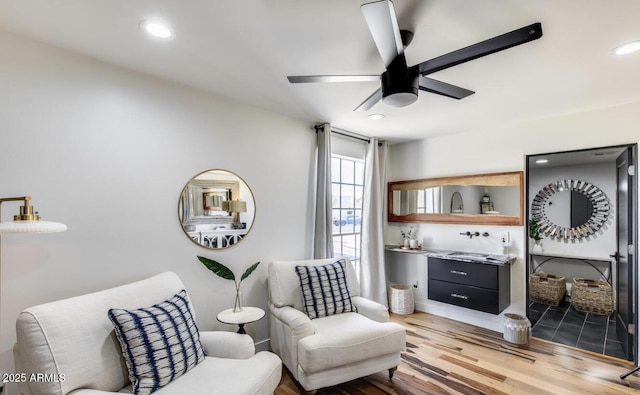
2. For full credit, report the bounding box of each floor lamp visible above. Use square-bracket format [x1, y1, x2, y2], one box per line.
[0, 196, 66, 393]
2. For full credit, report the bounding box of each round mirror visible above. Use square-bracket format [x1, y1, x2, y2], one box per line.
[531, 179, 608, 240]
[178, 169, 255, 249]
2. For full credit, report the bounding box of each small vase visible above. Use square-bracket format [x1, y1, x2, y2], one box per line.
[403, 239, 410, 247]
[409, 239, 418, 249]
[532, 239, 543, 253]
[233, 291, 243, 313]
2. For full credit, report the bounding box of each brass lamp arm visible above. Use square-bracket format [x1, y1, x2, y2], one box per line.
[0, 196, 31, 204]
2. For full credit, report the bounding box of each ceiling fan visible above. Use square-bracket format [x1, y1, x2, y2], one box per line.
[287, 0, 543, 111]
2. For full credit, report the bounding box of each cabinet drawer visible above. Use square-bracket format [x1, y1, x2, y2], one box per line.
[428, 257, 498, 289]
[428, 279, 500, 314]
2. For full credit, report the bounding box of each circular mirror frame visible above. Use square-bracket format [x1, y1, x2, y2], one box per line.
[531, 179, 609, 240]
[178, 169, 256, 249]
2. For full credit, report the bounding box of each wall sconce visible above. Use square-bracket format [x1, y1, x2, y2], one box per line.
[223, 200, 247, 229]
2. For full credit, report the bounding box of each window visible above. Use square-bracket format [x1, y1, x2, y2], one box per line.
[331, 155, 364, 272]
[416, 187, 442, 213]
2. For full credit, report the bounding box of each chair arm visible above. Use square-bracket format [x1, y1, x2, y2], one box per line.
[353, 296, 390, 322]
[199, 331, 255, 359]
[269, 304, 314, 338]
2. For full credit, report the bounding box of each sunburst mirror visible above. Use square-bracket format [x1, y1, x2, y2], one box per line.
[530, 179, 609, 240]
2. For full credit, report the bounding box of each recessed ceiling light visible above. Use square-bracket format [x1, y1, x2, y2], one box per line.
[614, 40, 640, 56]
[535, 159, 549, 164]
[140, 20, 173, 39]
[368, 114, 385, 120]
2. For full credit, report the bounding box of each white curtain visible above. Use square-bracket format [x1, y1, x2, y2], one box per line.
[360, 138, 388, 306]
[312, 123, 334, 259]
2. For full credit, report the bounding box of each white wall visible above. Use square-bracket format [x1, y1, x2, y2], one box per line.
[0, 30, 315, 375]
[387, 101, 640, 331]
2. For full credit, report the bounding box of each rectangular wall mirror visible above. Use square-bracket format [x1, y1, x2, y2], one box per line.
[388, 171, 524, 226]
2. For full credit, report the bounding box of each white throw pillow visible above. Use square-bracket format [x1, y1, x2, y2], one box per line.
[295, 259, 357, 319]
[108, 290, 205, 395]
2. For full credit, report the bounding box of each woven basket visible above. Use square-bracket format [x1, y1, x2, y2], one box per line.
[389, 284, 414, 315]
[530, 273, 566, 306]
[571, 278, 613, 316]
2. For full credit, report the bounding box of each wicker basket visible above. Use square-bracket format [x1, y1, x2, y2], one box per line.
[571, 278, 613, 316]
[389, 284, 414, 315]
[530, 273, 566, 306]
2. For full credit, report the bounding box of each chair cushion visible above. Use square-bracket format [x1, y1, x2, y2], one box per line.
[297, 312, 406, 373]
[108, 290, 205, 395]
[70, 352, 283, 395]
[295, 260, 356, 319]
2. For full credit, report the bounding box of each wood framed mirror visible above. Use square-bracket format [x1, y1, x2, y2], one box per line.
[388, 171, 524, 225]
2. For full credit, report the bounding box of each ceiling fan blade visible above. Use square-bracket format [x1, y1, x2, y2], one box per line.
[418, 22, 543, 75]
[354, 88, 382, 111]
[361, 0, 404, 67]
[287, 75, 379, 83]
[419, 76, 475, 99]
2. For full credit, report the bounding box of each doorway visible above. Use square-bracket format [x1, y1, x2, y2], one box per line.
[526, 144, 637, 361]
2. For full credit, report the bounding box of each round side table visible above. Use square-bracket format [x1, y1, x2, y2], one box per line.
[216, 306, 265, 334]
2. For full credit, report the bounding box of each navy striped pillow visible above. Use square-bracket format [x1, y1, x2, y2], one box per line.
[295, 259, 357, 319]
[108, 290, 205, 395]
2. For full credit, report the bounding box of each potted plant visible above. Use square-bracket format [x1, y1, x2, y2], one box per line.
[400, 226, 414, 248]
[197, 256, 260, 312]
[529, 219, 543, 251]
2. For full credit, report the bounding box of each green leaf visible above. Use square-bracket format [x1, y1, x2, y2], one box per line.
[197, 256, 235, 281]
[240, 261, 260, 282]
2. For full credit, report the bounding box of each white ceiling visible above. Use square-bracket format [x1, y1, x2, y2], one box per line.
[529, 146, 626, 168]
[1, 0, 639, 143]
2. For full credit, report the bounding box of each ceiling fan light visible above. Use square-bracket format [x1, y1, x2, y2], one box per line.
[383, 92, 417, 107]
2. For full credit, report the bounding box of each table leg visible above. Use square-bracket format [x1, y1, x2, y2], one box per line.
[237, 323, 246, 334]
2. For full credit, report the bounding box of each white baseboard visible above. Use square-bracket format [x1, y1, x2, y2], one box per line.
[254, 338, 271, 353]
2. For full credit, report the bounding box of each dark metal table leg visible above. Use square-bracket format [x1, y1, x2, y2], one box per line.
[621, 365, 640, 380]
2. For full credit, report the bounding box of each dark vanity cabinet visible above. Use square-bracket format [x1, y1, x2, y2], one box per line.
[428, 257, 511, 314]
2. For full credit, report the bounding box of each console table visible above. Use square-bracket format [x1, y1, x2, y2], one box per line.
[188, 229, 247, 248]
[529, 252, 613, 282]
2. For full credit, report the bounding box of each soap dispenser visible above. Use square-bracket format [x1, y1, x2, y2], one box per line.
[501, 237, 509, 255]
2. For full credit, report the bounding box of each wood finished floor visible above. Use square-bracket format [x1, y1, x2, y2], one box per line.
[275, 311, 640, 395]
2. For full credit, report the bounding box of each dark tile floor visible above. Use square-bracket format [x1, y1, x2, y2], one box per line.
[529, 300, 628, 359]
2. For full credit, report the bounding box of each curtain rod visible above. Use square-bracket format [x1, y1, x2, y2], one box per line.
[331, 127, 371, 143]
[314, 124, 370, 143]
[314, 124, 382, 145]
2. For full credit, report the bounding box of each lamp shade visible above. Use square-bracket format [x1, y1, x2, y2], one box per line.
[223, 200, 247, 213]
[0, 220, 67, 234]
[228, 200, 247, 213]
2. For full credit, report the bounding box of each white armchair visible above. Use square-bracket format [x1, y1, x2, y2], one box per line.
[268, 258, 406, 392]
[13, 272, 282, 395]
